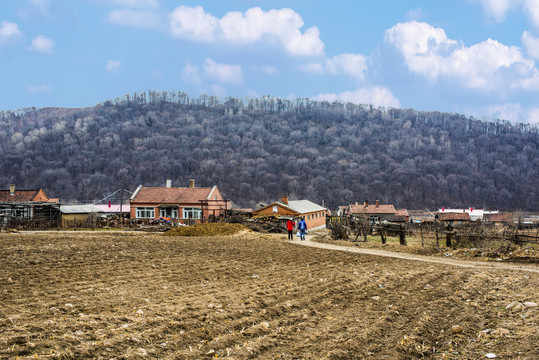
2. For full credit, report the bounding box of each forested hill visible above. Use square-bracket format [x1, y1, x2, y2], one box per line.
[1, 92, 538, 211]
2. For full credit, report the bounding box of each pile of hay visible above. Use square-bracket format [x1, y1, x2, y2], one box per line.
[163, 223, 252, 237]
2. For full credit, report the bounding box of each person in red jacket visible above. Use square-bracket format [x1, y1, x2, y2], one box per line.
[286, 218, 295, 241]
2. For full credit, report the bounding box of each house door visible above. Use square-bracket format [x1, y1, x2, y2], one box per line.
[160, 207, 178, 218]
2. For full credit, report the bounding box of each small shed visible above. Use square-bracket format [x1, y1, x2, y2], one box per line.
[60, 205, 103, 227]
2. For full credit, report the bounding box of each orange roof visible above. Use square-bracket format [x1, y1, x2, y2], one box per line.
[131, 186, 219, 204]
[349, 203, 396, 214]
[0, 189, 45, 202]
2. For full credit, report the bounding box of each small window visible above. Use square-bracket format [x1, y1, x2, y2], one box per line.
[183, 207, 202, 219]
[136, 207, 155, 218]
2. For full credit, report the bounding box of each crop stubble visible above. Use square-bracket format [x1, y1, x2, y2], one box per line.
[0, 231, 537, 359]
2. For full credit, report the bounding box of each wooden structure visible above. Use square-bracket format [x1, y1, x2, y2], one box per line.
[0, 185, 60, 229]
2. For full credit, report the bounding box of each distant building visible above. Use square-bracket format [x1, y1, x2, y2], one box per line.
[348, 200, 397, 222]
[60, 204, 103, 227]
[438, 207, 499, 221]
[0, 184, 60, 228]
[252, 196, 327, 230]
[129, 179, 228, 224]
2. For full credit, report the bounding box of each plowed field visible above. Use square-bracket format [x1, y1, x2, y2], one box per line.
[1, 231, 537, 359]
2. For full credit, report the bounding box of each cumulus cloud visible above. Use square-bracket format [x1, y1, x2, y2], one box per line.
[0, 21, 21, 44]
[300, 53, 367, 80]
[476, 0, 539, 27]
[31, 35, 55, 54]
[182, 63, 202, 85]
[26, 84, 51, 93]
[523, 0, 539, 28]
[476, 0, 513, 21]
[385, 21, 538, 91]
[485, 102, 539, 123]
[112, 0, 159, 9]
[203, 58, 243, 84]
[522, 31, 539, 59]
[106, 60, 122, 74]
[169, 6, 325, 56]
[107, 9, 161, 29]
[313, 86, 401, 108]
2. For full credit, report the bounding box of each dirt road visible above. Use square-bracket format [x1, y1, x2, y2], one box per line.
[292, 236, 539, 274]
[1, 231, 537, 359]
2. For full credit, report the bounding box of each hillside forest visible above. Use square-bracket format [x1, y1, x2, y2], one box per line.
[0, 91, 538, 211]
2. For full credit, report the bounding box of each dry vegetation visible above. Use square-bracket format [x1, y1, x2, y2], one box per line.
[1, 230, 538, 359]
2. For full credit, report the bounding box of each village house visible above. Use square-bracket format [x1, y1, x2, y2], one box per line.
[129, 180, 228, 224]
[348, 200, 397, 223]
[438, 207, 500, 221]
[0, 184, 60, 228]
[252, 196, 327, 230]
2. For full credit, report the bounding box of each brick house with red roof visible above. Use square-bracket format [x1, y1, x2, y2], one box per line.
[348, 200, 397, 222]
[129, 180, 227, 223]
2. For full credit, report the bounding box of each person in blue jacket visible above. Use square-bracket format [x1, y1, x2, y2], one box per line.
[298, 217, 307, 241]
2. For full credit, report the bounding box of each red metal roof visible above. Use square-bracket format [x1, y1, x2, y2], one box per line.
[130, 186, 219, 204]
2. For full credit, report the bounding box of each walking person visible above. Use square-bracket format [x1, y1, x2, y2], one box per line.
[298, 217, 307, 241]
[286, 218, 295, 241]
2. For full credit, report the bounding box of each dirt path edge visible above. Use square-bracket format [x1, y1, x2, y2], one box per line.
[292, 238, 539, 274]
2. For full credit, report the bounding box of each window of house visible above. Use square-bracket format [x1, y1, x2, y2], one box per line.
[183, 207, 201, 219]
[136, 207, 155, 218]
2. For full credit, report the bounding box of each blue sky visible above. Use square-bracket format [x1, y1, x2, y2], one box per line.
[1, 0, 539, 124]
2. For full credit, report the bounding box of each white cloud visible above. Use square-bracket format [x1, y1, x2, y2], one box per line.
[485, 102, 539, 123]
[31, 35, 55, 54]
[299, 53, 367, 80]
[405, 7, 427, 21]
[260, 65, 278, 75]
[112, 0, 159, 9]
[169, 6, 324, 56]
[385, 21, 538, 91]
[107, 9, 161, 29]
[106, 60, 122, 74]
[203, 58, 243, 84]
[26, 84, 51, 93]
[523, 0, 539, 28]
[0, 21, 21, 44]
[476, 0, 513, 21]
[313, 86, 401, 108]
[182, 63, 201, 85]
[522, 31, 539, 59]
[326, 53, 367, 80]
[299, 63, 325, 75]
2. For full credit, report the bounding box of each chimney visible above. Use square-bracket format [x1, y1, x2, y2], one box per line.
[364, 200, 368, 208]
[10, 184, 15, 195]
[376, 200, 380, 208]
[166, 179, 172, 188]
[189, 179, 195, 188]
[281, 196, 289, 205]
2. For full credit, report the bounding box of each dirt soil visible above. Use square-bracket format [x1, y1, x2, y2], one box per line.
[1, 231, 538, 359]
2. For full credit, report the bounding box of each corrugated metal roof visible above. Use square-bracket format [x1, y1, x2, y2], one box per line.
[60, 205, 103, 214]
[93, 204, 130, 213]
[279, 200, 327, 214]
